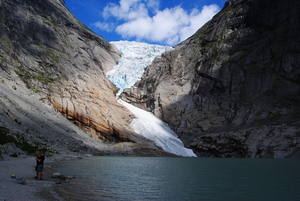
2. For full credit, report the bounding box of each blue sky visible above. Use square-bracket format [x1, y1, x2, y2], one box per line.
[65, 0, 227, 46]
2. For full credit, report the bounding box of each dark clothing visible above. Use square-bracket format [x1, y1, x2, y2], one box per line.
[36, 164, 44, 172]
[37, 155, 45, 165]
[35, 155, 45, 173]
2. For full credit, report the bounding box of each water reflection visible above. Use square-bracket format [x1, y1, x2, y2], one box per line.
[52, 157, 300, 201]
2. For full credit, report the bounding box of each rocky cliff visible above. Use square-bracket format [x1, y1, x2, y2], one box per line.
[120, 0, 300, 158]
[0, 0, 170, 156]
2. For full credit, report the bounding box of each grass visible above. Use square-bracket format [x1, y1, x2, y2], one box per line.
[16, 66, 59, 84]
[0, 126, 59, 154]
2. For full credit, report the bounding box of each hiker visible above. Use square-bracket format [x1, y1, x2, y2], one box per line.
[35, 151, 45, 180]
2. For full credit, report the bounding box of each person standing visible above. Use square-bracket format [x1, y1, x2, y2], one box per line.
[35, 151, 45, 180]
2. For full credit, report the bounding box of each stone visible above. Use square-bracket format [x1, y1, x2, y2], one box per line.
[16, 178, 26, 185]
[15, 176, 24, 180]
[121, 0, 300, 158]
[52, 173, 61, 177]
[0, 143, 25, 157]
[51, 173, 66, 180]
[66, 176, 74, 180]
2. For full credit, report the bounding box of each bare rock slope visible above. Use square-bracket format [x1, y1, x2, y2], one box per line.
[121, 0, 300, 157]
[0, 0, 168, 156]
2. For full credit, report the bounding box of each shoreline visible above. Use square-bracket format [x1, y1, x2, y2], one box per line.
[0, 154, 82, 201]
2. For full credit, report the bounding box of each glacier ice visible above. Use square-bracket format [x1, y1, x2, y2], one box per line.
[107, 41, 173, 92]
[119, 100, 197, 157]
[107, 41, 196, 157]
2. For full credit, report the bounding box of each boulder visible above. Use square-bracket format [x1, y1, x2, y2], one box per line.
[0, 143, 25, 157]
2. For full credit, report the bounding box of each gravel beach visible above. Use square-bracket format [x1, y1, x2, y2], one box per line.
[0, 154, 80, 201]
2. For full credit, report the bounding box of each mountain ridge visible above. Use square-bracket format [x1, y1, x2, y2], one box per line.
[1, 0, 299, 158]
[0, 0, 173, 157]
[120, 0, 300, 158]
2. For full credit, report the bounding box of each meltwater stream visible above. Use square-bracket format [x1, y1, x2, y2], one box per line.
[106, 41, 195, 157]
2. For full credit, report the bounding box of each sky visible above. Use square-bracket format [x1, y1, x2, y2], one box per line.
[64, 0, 227, 46]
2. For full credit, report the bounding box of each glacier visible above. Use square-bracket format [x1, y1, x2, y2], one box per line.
[107, 41, 173, 92]
[118, 99, 196, 157]
[107, 41, 196, 157]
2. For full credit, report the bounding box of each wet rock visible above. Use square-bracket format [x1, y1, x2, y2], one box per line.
[66, 176, 75, 180]
[55, 180, 62, 184]
[51, 173, 66, 180]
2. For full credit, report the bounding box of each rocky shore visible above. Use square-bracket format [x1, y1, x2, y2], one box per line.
[0, 153, 83, 201]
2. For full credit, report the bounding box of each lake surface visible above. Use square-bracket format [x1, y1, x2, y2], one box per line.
[52, 157, 300, 201]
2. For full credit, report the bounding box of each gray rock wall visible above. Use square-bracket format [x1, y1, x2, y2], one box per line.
[120, 0, 300, 157]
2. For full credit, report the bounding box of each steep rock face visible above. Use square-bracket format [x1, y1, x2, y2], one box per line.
[121, 0, 300, 157]
[0, 0, 166, 155]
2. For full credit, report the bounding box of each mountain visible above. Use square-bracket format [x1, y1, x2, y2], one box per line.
[0, 0, 173, 156]
[120, 0, 300, 158]
[104, 41, 195, 157]
[1, 0, 299, 158]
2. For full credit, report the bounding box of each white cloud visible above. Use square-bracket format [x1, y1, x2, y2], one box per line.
[179, 5, 220, 42]
[92, 22, 115, 32]
[97, 0, 220, 45]
[103, 0, 149, 20]
[146, 0, 159, 11]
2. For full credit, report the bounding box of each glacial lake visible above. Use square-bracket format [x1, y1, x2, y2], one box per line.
[51, 157, 300, 201]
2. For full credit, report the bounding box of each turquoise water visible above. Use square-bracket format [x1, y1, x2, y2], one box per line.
[53, 157, 300, 201]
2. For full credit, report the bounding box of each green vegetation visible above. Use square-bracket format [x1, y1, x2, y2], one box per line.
[16, 66, 59, 84]
[229, 49, 249, 60]
[0, 126, 58, 154]
[201, 40, 224, 49]
[49, 19, 58, 26]
[45, 49, 60, 62]
[41, 15, 58, 26]
[206, 40, 223, 46]
[80, 26, 90, 34]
